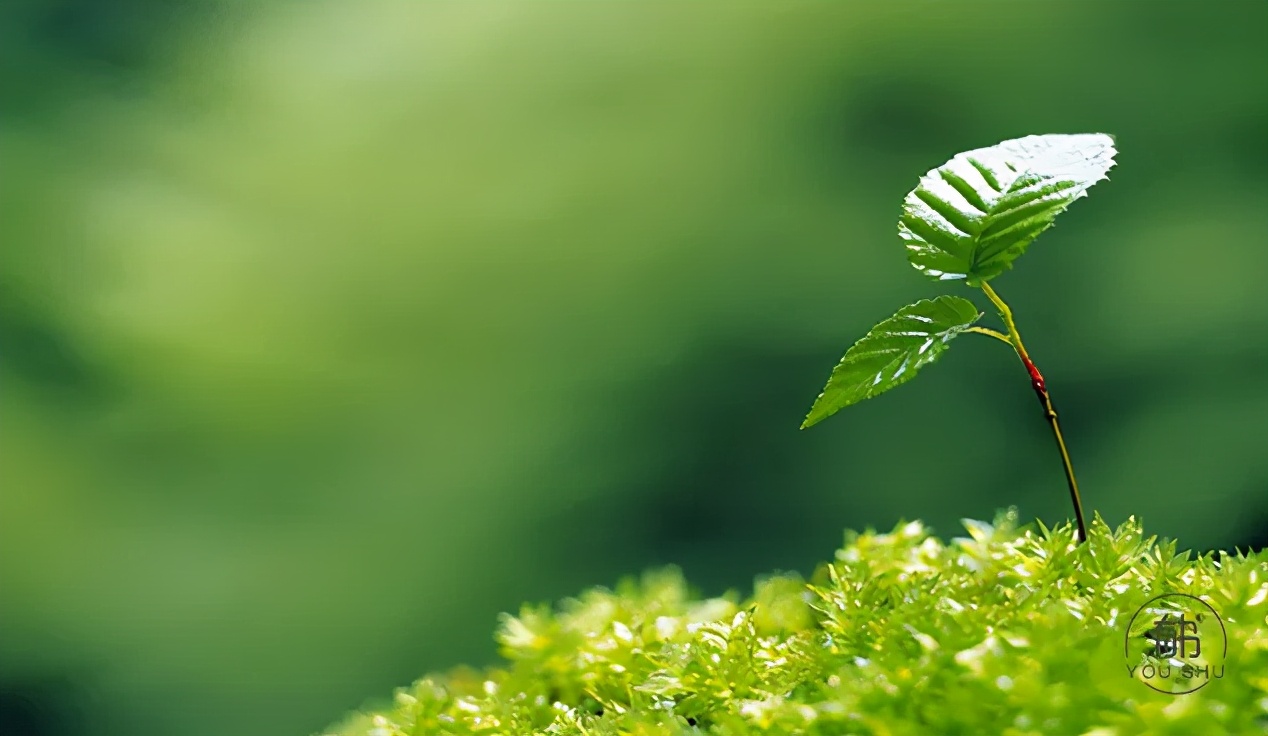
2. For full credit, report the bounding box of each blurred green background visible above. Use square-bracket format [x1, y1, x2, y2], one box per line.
[1, 1, 1265, 735]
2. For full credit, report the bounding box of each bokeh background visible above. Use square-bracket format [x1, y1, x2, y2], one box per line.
[2, 1, 1266, 735]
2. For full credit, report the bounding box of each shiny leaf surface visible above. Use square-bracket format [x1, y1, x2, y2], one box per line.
[801, 295, 981, 428]
[901, 133, 1116, 283]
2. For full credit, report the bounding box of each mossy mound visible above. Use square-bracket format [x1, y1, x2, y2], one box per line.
[323, 513, 1267, 735]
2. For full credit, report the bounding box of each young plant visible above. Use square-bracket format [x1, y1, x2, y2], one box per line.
[802, 133, 1118, 544]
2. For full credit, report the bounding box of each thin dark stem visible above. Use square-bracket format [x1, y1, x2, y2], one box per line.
[978, 281, 1088, 544]
[1019, 355, 1088, 544]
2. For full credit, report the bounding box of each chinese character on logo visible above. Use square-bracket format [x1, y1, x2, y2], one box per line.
[1144, 612, 1201, 658]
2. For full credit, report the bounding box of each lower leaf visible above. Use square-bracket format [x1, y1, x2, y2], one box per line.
[801, 295, 981, 428]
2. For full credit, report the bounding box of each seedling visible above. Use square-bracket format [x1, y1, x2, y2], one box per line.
[802, 133, 1117, 544]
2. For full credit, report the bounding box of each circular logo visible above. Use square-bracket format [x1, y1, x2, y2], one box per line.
[1124, 592, 1227, 695]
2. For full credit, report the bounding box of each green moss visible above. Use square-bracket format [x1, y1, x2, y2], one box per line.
[322, 513, 1267, 735]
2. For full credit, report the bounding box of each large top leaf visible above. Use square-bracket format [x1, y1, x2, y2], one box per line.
[801, 295, 981, 428]
[901, 133, 1116, 284]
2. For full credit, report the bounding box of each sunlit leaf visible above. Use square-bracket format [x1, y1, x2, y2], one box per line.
[801, 295, 981, 428]
[901, 133, 1116, 284]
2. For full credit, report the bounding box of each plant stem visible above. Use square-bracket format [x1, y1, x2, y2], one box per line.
[965, 326, 1012, 344]
[978, 281, 1088, 544]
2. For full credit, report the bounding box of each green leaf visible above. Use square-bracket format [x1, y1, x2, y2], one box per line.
[901, 133, 1116, 284]
[801, 295, 981, 428]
